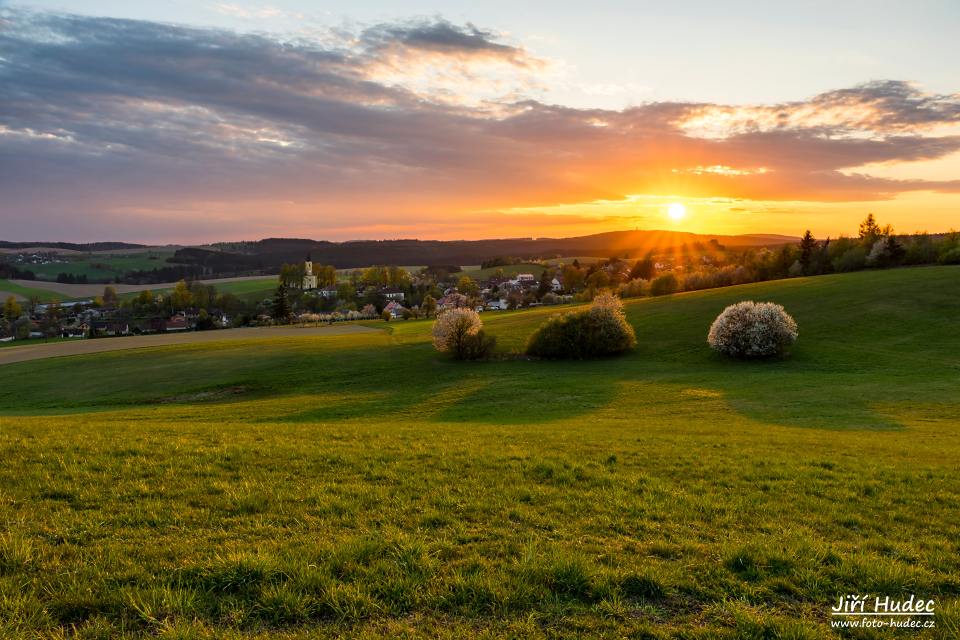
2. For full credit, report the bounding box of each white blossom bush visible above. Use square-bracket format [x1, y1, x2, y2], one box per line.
[708, 301, 798, 358]
[431, 308, 495, 360]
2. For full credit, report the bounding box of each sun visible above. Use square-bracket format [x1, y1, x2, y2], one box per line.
[667, 202, 687, 221]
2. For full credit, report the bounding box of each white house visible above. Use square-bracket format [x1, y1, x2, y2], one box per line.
[381, 287, 405, 301]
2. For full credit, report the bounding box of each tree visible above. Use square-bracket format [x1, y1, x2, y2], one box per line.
[387, 265, 410, 287]
[561, 264, 585, 291]
[362, 265, 389, 287]
[457, 275, 479, 296]
[134, 289, 154, 308]
[585, 270, 611, 291]
[884, 234, 906, 265]
[431, 308, 495, 360]
[102, 286, 118, 308]
[3, 295, 22, 320]
[629, 257, 656, 281]
[316, 265, 337, 287]
[421, 295, 437, 318]
[279, 263, 305, 287]
[272, 283, 291, 323]
[798, 230, 818, 274]
[537, 271, 553, 298]
[859, 213, 881, 244]
[171, 280, 192, 311]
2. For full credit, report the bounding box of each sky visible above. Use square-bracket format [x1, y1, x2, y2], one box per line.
[1, 1, 958, 243]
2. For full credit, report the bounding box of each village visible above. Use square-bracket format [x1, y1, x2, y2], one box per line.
[1, 256, 639, 341]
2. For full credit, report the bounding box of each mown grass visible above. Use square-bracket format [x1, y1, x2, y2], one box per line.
[1, 266, 959, 638]
[0, 278, 69, 302]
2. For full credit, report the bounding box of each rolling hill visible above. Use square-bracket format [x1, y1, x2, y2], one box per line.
[1, 266, 958, 638]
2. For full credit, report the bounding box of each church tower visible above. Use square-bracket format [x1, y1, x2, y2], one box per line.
[302, 254, 318, 290]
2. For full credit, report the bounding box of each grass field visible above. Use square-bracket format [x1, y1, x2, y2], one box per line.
[118, 277, 279, 303]
[21, 251, 176, 281]
[0, 278, 73, 302]
[460, 262, 549, 280]
[1, 267, 959, 638]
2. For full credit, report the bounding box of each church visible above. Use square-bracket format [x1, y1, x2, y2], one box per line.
[302, 256, 318, 290]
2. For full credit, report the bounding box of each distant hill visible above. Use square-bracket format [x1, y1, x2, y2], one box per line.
[170, 230, 798, 273]
[2, 230, 799, 278]
[0, 241, 147, 252]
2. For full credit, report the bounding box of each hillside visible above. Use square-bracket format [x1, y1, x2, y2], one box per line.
[184, 230, 796, 273]
[1, 266, 958, 638]
[2, 229, 797, 283]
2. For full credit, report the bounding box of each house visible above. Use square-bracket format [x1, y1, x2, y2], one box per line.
[383, 300, 406, 318]
[438, 293, 467, 310]
[318, 285, 338, 299]
[381, 287, 405, 301]
[60, 324, 86, 338]
[165, 315, 189, 332]
[551, 277, 563, 292]
[486, 298, 508, 311]
[90, 319, 130, 336]
[516, 273, 537, 284]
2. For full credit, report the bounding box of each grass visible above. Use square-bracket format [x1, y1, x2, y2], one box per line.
[118, 277, 280, 303]
[1, 266, 959, 638]
[20, 251, 176, 281]
[0, 278, 70, 302]
[460, 262, 548, 280]
[0, 337, 76, 349]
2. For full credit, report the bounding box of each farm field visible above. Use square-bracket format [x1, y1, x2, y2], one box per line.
[1, 267, 959, 638]
[460, 262, 550, 280]
[4, 275, 279, 301]
[0, 278, 70, 303]
[19, 250, 177, 281]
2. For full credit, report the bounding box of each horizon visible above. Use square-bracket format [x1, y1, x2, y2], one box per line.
[2, 1, 959, 243]
[0, 228, 849, 249]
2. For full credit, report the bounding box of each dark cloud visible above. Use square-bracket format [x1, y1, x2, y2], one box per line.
[1, 10, 959, 241]
[359, 18, 531, 63]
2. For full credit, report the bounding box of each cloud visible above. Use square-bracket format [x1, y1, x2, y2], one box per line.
[1, 10, 959, 241]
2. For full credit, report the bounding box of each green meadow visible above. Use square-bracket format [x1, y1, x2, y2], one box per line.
[0, 279, 69, 303]
[119, 278, 280, 303]
[459, 262, 549, 280]
[24, 252, 176, 282]
[1, 267, 959, 638]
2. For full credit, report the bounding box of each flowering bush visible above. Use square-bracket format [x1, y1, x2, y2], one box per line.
[431, 308, 495, 360]
[707, 301, 798, 358]
[526, 292, 636, 359]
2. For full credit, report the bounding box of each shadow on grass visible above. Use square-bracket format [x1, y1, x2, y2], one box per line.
[0, 333, 913, 432]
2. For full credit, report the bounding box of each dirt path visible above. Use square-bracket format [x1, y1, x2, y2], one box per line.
[0, 325, 379, 365]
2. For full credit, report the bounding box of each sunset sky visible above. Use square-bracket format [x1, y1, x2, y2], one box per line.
[1, 1, 958, 243]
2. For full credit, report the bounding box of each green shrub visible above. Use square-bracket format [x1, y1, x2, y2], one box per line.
[938, 247, 960, 265]
[525, 293, 636, 359]
[650, 272, 680, 296]
[832, 247, 867, 272]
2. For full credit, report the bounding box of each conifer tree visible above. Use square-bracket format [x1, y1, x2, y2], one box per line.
[272, 283, 291, 323]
